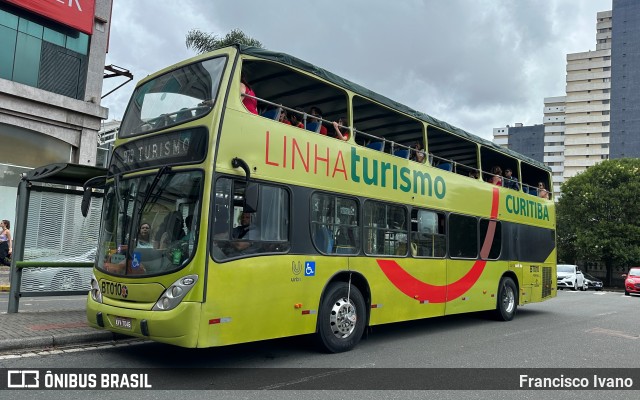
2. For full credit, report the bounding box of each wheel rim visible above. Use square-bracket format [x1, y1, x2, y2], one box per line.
[502, 284, 515, 314]
[329, 296, 357, 339]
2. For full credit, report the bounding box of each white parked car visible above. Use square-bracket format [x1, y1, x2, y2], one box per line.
[557, 264, 586, 291]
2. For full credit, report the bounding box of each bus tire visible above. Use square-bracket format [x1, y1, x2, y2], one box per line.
[494, 276, 517, 321]
[316, 282, 366, 353]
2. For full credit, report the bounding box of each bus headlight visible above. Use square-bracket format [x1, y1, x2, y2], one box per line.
[90, 274, 103, 303]
[152, 274, 198, 311]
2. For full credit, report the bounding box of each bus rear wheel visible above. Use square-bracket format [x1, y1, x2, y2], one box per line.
[494, 276, 518, 321]
[316, 282, 366, 353]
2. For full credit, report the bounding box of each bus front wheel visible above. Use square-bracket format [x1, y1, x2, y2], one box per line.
[316, 282, 366, 353]
[494, 276, 518, 321]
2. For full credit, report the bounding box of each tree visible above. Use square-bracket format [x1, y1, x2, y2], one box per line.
[185, 28, 263, 54]
[557, 158, 640, 285]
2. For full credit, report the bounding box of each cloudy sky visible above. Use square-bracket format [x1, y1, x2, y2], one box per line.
[101, 0, 612, 140]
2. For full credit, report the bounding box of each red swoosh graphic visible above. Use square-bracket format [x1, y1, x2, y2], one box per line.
[377, 187, 500, 303]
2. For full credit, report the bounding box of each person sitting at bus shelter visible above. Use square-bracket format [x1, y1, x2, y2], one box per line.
[309, 106, 328, 135]
[537, 182, 550, 200]
[240, 75, 258, 115]
[136, 223, 154, 248]
[489, 166, 502, 186]
[503, 168, 520, 190]
[331, 117, 350, 141]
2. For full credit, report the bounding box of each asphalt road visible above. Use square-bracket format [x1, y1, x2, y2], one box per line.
[1, 290, 638, 399]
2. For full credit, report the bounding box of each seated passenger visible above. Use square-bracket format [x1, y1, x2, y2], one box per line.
[503, 168, 520, 190]
[240, 75, 258, 114]
[278, 109, 291, 125]
[155, 212, 186, 250]
[136, 223, 154, 248]
[289, 108, 305, 128]
[309, 106, 328, 135]
[410, 143, 426, 163]
[331, 117, 350, 141]
[537, 182, 550, 200]
[232, 212, 260, 252]
[489, 166, 503, 186]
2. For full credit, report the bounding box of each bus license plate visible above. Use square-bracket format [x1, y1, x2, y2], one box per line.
[114, 316, 132, 330]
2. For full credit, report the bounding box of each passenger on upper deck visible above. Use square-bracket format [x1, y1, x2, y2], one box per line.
[537, 182, 550, 200]
[503, 168, 520, 190]
[331, 117, 350, 141]
[309, 107, 328, 135]
[410, 143, 426, 163]
[288, 108, 304, 128]
[240, 75, 258, 114]
[278, 109, 291, 125]
[489, 166, 503, 186]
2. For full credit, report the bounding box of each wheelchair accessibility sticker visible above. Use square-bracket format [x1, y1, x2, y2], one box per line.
[304, 261, 316, 277]
[131, 252, 142, 270]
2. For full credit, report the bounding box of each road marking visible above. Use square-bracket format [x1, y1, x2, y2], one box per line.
[587, 327, 639, 340]
[595, 311, 618, 316]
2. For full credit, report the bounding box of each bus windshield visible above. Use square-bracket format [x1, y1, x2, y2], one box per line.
[119, 56, 227, 137]
[97, 170, 203, 277]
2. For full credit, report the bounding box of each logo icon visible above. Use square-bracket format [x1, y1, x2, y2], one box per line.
[292, 261, 301, 275]
[304, 261, 315, 277]
[7, 370, 40, 388]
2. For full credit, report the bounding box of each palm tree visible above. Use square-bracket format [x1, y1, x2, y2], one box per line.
[185, 28, 263, 54]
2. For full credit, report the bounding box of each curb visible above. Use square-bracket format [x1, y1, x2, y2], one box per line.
[0, 332, 134, 352]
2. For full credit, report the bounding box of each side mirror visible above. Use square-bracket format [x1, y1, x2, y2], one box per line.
[81, 175, 106, 217]
[244, 183, 259, 213]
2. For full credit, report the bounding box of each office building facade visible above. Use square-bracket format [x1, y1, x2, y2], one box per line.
[609, 0, 640, 158]
[0, 0, 111, 224]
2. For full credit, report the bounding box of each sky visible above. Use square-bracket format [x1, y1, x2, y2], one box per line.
[100, 0, 612, 140]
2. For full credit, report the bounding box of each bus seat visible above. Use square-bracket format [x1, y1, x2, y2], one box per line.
[394, 149, 410, 159]
[261, 107, 281, 120]
[437, 162, 453, 172]
[529, 188, 537, 196]
[314, 225, 334, 254]
[305, 121, 322, 133]
[366, 141, 384, 151]
[522, 186, 529, 194]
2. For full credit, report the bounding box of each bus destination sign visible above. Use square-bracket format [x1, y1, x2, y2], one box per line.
[112, 128, 207, 174]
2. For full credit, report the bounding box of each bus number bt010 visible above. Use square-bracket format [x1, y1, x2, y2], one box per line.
[101, 281, 129, 298]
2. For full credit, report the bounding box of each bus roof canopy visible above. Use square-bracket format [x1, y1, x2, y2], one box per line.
[237, 45, 548, 172]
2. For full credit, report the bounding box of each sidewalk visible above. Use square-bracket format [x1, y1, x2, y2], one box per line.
[0, 266, 132, 353]
[0, 309, 129, 353]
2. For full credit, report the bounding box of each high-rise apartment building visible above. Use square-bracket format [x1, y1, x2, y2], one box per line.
[494, 10, 614, 199]
[543, 96, 566, 197]
[563, 10, 612, 179]
[610, 0, 640, 158]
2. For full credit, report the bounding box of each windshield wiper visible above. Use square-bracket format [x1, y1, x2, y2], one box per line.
[139, 166, 171, 214]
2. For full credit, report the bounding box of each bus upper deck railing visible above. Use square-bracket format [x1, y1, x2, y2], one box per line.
[242, 93, 549, 199]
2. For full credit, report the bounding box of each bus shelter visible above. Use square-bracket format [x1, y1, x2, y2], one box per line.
[7, 163, 106, 313]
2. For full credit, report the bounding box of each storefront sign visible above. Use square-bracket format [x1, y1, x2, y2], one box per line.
[6, 0, 96, 35]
